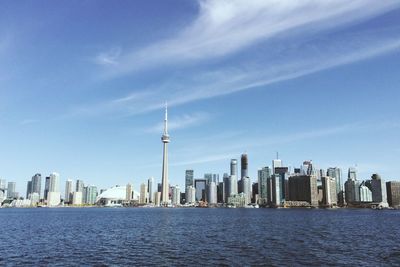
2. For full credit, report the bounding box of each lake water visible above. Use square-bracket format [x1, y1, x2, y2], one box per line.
[0, 208, 399, 266]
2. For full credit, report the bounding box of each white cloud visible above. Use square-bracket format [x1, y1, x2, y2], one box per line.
[95, 0, 400, 76]
[95, 47, 121, 66]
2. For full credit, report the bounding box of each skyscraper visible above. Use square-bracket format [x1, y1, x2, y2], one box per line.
[172, 185, 180, 205]
[126, 183, 133, 201]
[241, 153, 248, 178]
[148, 177, 154, 203]
[327, 167, 343, 205]
[258, 167, 271, 205]
[7, 182, 16, 199]
[31, 173, 42, 198]
[49, 173, 60, 193]
[272, 158, 282, 174]
[230, 159, 238, 196]
[161, 104, 170, 205]
[348, 167, 357, 180]
[65, 179, 73, 204]
[195, 179, 207, 202]
[140, 183, 148, 204]
[185, 170, 194, 189]
[26, 181, 32, 199]
[44, 176, 50, 200]
[76, 180, 84, 193]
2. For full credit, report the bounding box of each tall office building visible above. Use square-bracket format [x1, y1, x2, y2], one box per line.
[258, 167, 271, 205]
[241, 176, 251, 204]
[65, 179, 73, 204]
[185, 185, 196, 204]
[140, 183, 148, 204]
[26, 181, 32, 199]
[47, 173, 60, 206]
[185, 170, 194, 189]
[148, 177, 154, 203]
[85, 185, 98, 205]
[0, 179, 6, 190]
[272, 158, 282, 174]
[386, 181, 400, 208]
[76, 180, 84, 192]
[195, 179, 207, 202]
[44, 176, 50, 200]
[49, 173, 60, 193]
[370, 174, 388, 207]
[275, 167, 289, 201]
[271, 174, 281, 207]
[161, 104, 170, 205]
[207, 182, 217, 205]
[172, 185, 180, 205]
[223, 173, 230, 203]
[288, 175, 318, 207]
[230, 159, 238, 196]
[231, 159, 238, 177]
[241, 153, 248, 178]
[31, 173, 42, 198]
[126, 183, 133, 201]
[7, 182, 16, 199]
[322, 176, 337, 206]
[327, 167, 344, 205]
[348, 167, 357, 181]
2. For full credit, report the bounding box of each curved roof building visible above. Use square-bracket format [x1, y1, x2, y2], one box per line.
[96, 186, 139, 206]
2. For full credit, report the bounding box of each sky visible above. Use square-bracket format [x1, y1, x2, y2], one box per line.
[1, 0, 400, 195]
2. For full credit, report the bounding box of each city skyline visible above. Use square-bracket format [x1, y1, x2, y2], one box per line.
[1, 1, 400, 194]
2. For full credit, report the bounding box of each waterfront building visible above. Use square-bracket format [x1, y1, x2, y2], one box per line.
[288, 175, 318, 207]
[327, 167, 344, 206]
[65, 179, 73, 204]
[252, 182, 259, 204]
[241, 153, 248, 178]
[207, 182, 217, 205]
[49, 173, 60, 193]
[321, 176, 337, 206]
[230, 159, 238, 196]
[386, 181, 400, 208]
[348, 167, 357, 180]
[148, 177, 154, 203]
[76, 179, 84, 192]
[227, 193, 247, 207]
[44, 176, 50, 200]
[160, 104, 170, 205]
[126, 183, 133, 201]
[96, 185, 139, 206]
[344, 179, 361, 205]
[29, 192, 40, 206]
[172, 185, 180, 205]
[258, 166, 271, 205]
[195, 179, 207, 202]
[72, 191, 83, 205]
[0, 179, 6, 190]
[223, 173, 230, 203]
[370, 174, 388, 207]
[83, 186, 88, 204]
[217, 182, 224, 203]
[359, 182, 372, 203]
[85, 186, 98, 205]
[241, 176, 251, 204]
[47, 192, 61, 207]
[185, 186, 196, 204]
[275, 167, 289, 201]
[185, 170, 194, 189]
[140, 183, 148, 204]
[7, 182, 16, 199]
[31, 173, 42, 198]
[272, 159, 282, 174]
[271, 174, 281, 207]
[26, 181, 32, 199]
[154, 192, 161, 206]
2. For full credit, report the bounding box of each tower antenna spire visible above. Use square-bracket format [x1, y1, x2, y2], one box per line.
[164, 101, 168, 135]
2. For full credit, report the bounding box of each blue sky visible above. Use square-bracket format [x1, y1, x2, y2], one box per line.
[1, 0, 400, 195]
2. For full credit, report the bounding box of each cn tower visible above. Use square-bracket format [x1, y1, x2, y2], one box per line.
[161, 103, 170, 205]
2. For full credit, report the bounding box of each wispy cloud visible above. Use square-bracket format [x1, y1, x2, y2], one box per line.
[145, 112, 210, 133]
[170, 153, 237, 167]
[95, 0, 400, 76]
[74, 1, 400, 118]
[94, 47, 121, 66]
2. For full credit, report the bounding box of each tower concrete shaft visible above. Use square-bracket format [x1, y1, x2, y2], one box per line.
[161, 103, 170, 204]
